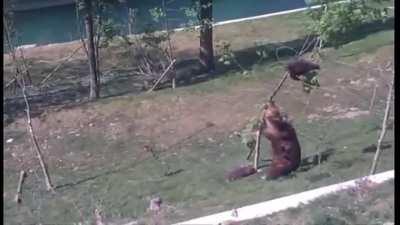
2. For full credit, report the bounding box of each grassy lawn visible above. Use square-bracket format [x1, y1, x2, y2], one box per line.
[243, 179, 394, 225]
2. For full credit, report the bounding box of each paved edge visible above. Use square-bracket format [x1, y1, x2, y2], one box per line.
[174, 170, 394, 225]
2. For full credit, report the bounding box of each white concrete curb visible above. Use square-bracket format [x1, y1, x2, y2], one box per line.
[174, 170, 394, 225]
[173, 0, 351, 32]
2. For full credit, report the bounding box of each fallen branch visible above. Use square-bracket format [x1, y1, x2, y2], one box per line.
[5, 78, 16, 89]
[368, 84, 377, 112]
[370, 76, 394, 175]
[39, 45, 83, 86]
[22, 78, 54, 191]
[147, 59, 176, 92]
[4, 14, 54, 191]
[14, 170, 27, 204]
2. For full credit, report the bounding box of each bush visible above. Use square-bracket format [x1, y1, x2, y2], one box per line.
[306, 0, 390, 47]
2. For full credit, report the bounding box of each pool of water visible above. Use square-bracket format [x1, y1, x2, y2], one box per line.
[11, 0, 307, 46]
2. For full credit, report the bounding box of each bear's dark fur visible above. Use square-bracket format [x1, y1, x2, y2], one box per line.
[262, 101, 301, 179]
[225, 165, 257, 182]
[286, 58, 320, 80]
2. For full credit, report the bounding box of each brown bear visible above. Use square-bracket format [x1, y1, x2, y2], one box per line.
[286, 58, 320, 81]
[262, 101, 301, 179]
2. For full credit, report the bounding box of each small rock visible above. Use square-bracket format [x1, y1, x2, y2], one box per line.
[383, 222, 394, 225]
[323, 93, 331, 97]
[233, 131, 241, 137]
[350, 79, 361, 86]
[322, 105, 336, 113]
[307, 114, 320, 120]
[89, 123, 94, 127]
[149, 197, 162, 212]
[6, 138, 14, 143]
[207, 137, 215, 142]
[231, 208, 238, 217]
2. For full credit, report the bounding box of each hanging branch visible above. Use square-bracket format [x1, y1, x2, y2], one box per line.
[370, 74, 394, 175]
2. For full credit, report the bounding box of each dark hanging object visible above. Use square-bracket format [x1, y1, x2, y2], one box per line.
[286, 58, 320, 80]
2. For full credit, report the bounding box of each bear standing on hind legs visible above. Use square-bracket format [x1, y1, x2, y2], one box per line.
[262, 101, 301, 179]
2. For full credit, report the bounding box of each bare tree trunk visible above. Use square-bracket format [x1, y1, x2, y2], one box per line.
[199, 0, 215, 72]
[84, 0, 100, 100]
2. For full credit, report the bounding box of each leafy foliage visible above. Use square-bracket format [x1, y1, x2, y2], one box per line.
[307, 0, 390, 47]
[302, 71, 320, 94]
[216, 41, 249, 75]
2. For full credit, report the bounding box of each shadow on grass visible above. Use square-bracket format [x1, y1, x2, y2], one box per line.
[170, 17, 394, 88]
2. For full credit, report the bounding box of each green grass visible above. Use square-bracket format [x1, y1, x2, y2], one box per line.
[335, 30, 394, 62]
[244, 179, 394, 225]
[3, 114, 394, 224]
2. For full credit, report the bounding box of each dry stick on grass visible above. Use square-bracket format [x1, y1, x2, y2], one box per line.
[39, 45, 83, 86]
[370, 76, 394, 175]
[147, 59, 177, 92]
[21, 77, 54, 191]
[15, 170, 27, 204]
[368, 84, 378, 113]
[5, 78, 17, 89]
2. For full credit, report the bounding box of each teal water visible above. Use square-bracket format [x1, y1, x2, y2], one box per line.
[12, 0, 307, 46]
